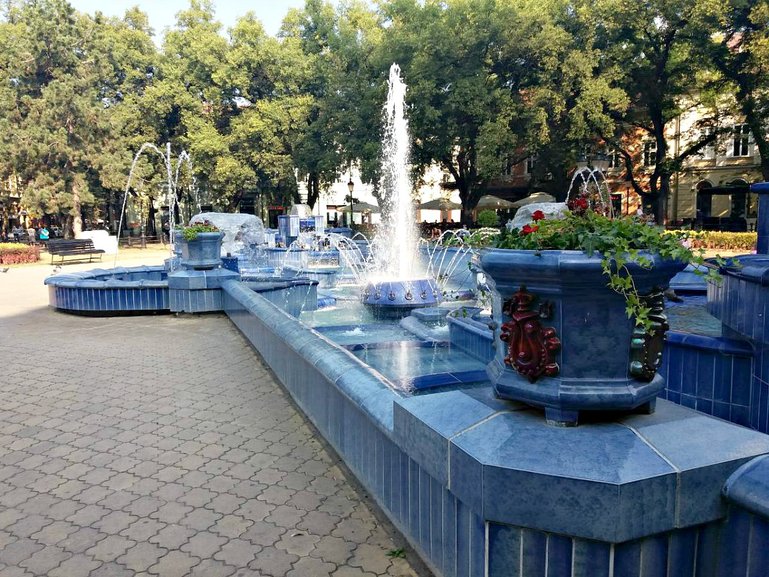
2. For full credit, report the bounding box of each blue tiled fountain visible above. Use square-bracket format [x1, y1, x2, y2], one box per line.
[44, 72, 769, 575]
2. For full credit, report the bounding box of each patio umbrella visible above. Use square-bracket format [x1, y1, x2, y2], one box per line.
[339, 201, 380, 213]
[418, 198, 462, 211]
[510, 191, 556, 208]
[475, 194, 515, 210]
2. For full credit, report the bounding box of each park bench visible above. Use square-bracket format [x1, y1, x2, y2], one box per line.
[47, 239, 105, 265]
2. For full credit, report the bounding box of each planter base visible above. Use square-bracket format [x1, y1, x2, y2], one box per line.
[489, 356, 665, 426]
[544, 399, 656, 427]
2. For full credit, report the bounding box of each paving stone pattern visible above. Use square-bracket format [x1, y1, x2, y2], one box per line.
[0, 309, 427, 577]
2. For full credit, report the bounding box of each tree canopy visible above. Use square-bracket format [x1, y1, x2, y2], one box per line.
[0, 0, 767, 233]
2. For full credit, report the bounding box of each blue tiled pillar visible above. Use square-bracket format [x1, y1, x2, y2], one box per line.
[751, 182, 769, 254]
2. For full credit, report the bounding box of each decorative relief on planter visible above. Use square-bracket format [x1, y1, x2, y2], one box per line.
[500, 286, 560, 382]
[629, 288, 669, 382]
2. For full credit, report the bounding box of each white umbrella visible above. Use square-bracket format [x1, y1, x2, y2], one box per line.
[418, 198, 462, 211]
[475, 195, 515, 210]
[510, 192, 556, 208]
[339, 201, 380, 213]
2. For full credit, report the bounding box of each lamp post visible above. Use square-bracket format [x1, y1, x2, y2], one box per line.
[347, 177, 354, 227]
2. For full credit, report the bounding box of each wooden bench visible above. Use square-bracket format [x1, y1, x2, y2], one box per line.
[47, 239, 105, 265]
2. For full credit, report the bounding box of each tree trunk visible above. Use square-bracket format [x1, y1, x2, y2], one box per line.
[307, 172, 320, 209]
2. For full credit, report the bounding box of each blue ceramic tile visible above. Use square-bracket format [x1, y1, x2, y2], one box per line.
[718, 506, 751, 576]
[681, 358, 697, 395]
[408, 458, 420, 539]
[613, 540, 641, 577]
[571, 539, 610, 577]
[520, 528, 546, 577]
[429, 477, 443, 568]
[448, 445, 483, 516]
[713, 401, 732, 421]
[696, 398, 713, 415]
[488, 523, 520, 577]
[696, 353, 715, 400]
[442, 490, 457, 577]
[546, 534, 572, 577]
[456, 499, 471, 577]
[418, 468, 431, 553]
[640, 534, 667, 577]
[749, 516, 769, 577]
[469, 510, 484, 577]
[680, 394, 696, 409]
[732, 358, 752, 406]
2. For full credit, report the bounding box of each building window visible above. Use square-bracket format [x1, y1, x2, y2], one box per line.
[699, 127, 716, 159]
[502, 158, 514, 177]
[608, 150, 623, 169]
[643, 142, 657, 167]
[525, 154, 537, 175]
[732, 124, 751, 157]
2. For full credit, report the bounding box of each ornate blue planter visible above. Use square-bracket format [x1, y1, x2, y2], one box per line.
[179, 232, 224, 270]
[480, 249, 685, 425]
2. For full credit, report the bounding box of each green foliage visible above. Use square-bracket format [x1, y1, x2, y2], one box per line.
[496, 210, 719, 331]
[180, 221, 219, 241]
[476, 210, 500, 227]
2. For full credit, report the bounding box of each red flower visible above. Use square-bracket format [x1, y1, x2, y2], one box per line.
[521, 224, 539, 235]
[531, 210, 545, 221]
[575, 198, 588, 210]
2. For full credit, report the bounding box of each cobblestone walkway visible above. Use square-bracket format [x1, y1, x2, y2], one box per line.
[0, 308, 426, 577]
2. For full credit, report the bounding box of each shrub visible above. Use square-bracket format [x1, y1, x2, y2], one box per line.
[670, 230, 757, 251]
[476, 209, 500, 227]
[0, 243, 40, 264]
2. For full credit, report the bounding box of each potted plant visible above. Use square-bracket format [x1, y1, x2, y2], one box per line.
[481, 194, 718, 425]
[177, 220, 223, 270]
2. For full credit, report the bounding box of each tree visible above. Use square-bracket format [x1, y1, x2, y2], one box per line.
[281, 0, 384, 209]
[696, 0, 769, 181]
[0, 0, 156, 236]
[376, 0, 511, 223]
[489, 0, 627, 200]
[592, 0, 722, 222]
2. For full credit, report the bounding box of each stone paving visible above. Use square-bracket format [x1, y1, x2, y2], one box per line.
[0, 255, 428, 577]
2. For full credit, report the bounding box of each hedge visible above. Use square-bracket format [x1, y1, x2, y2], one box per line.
[0, 243, 41, 264]
[674, 231, 758, 251]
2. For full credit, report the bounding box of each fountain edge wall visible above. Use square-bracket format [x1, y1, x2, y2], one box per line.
[221, 279, 769, 577]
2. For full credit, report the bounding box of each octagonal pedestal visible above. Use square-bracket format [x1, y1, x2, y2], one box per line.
[362, 278, 440, 318]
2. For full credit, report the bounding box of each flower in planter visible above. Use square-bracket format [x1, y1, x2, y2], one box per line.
[180, 220, 219, 241]
[495, 195, 721, 332]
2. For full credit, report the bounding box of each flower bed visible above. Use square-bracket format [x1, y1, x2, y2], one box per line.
[0, 242, 40, 264]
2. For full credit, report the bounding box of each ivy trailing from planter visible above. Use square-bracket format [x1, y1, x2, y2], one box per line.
[495, 203, 722, 332]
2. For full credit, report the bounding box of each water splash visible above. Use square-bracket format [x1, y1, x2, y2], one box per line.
[370, 64, 420, 281]
[566, 166, 614, 216]
[117, 143, 195, 266]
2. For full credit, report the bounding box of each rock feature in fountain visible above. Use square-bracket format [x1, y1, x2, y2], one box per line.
[508, 202, 568, 230]
[189, 212, 265, 257]
[363, 64, 439, 316]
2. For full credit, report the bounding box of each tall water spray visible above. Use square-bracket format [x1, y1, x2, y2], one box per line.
[362, 64, 440, 316]
[372, 64, 419, 281]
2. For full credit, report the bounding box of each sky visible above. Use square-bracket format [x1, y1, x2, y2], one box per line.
[67, 0, 313, 38]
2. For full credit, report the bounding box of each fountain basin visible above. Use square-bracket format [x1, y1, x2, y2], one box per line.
[44, 266, 169, 314]
[221, 279, 769, 576]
